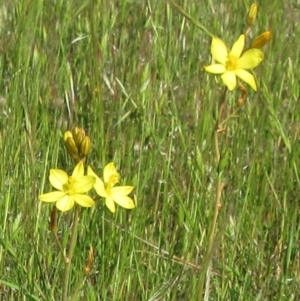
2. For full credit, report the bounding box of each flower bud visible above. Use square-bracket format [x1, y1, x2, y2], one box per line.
[64, 134, 79, 160]
[72, 127, 85, 148]
[237, 82, 247, 106]
[251, 31, 272, 49]
[79, 136, 91, 157]
[84, 245, 94, 276]
[64, 127, 91, 161]
[247, 3, 258, 26]
[64, 130, 73, 141]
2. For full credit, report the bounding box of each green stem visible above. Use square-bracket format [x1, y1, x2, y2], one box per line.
[62, 205, 80, 301]
[53, 231, 68, 264]
[197, 87, 227, 301]
[197, 179, 225, 300]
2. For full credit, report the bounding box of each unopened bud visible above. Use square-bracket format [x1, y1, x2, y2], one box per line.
[72, 127, 80, 137]
[84, 245, 94, 276]
[251, 31, 272, 49]
[64, 127, 91, 161]
[64, 133, 79, 160]
[72, 127, 86, 148]
[64, 130, 73, 141]
[247, 3, 258, 26]
[237, 82, 247, 106]
[79, 136, 91, 157]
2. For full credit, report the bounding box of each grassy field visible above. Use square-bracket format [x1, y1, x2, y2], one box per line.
[0, 0, 300, 300]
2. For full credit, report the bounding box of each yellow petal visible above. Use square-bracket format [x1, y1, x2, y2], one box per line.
[39, 191, 66, 202]
[105, 196, 116, 213]
[87, 166, 107, 197]
[221, 71, 237, 91]
[204, 64, 226, 74]
[73, 194, 95, 208]
[211, 37, 228, 65]
[230, 35, 245, 58]
[49, 169, 68, 190]
[103, 162, 120, 185]
[236, 49, 264, 69]
[111, 186, 134, 196]
[56, 195, 74, 212]
[73, 176, 96, 194]
[72, 161, 84, 178]
[112, 195, 135, 209]
[235, 69, 257, 91]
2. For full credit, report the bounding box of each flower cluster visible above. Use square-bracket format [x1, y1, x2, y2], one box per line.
[64, 127, 91, 162]
[39, 128, 136, 213]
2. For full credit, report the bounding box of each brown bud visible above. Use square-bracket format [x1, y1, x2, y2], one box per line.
[251, 31, 272, 49]
[237, 82, 247, 106]
[84, 245, 94, 276]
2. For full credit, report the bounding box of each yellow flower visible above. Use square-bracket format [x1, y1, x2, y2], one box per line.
[88, 163, 135, 213]
[39, 161, 96, 212]
[204, 35, 264, 91]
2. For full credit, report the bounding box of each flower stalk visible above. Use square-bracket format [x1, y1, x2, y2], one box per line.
[62, 205, 80, 301]
[39, 126, 136, 300]
[197, 88, 227, 300]
[199, 4, 269, 300]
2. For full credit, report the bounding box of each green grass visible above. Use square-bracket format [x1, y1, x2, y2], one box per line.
[0, 0, 300, 300]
